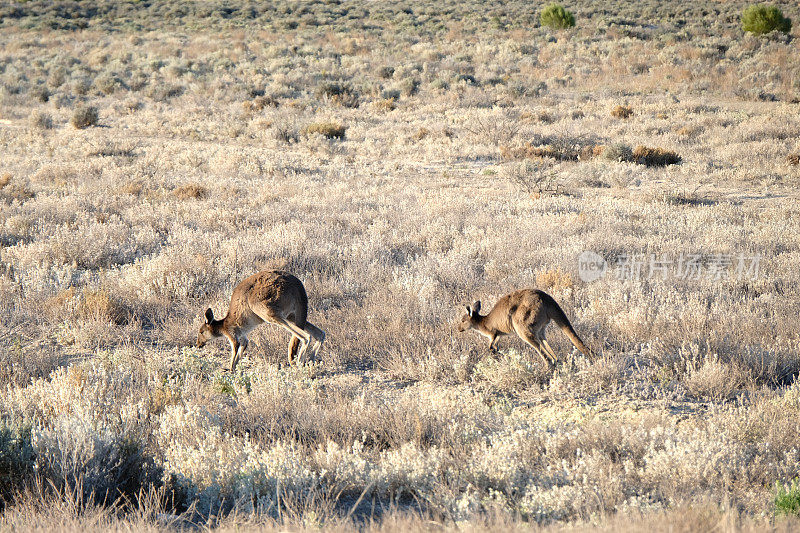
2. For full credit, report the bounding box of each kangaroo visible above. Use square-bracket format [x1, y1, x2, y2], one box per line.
[197, 270, 326, 372]
[458, 289, 592, 369]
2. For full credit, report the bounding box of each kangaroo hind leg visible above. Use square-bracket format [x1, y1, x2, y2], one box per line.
[287, 335, 301, 364]
[538, 331, 558, 363]
[515, 325, 555, 369]
[274, 317, 313, 365]
[304, 322, 326, 360]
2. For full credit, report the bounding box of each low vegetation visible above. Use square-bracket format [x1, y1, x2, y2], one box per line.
[610, 105, 634, 119]
[741, 4, 792, 35]
[632, 145, 682, 166]
[0, 0, 799, 530]
[540, 3, 576, 29]
[775, 479, 800, 517]
[70, 105, 98, 129]
[302, 121, 347, 139]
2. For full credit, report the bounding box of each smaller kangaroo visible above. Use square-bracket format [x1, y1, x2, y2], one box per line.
[458, 289, 592, 369]
[197, 270, 325, 372]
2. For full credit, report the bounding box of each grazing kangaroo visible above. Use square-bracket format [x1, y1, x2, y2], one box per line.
[458, 289, 592, 369]
[197, 270, 325, 371]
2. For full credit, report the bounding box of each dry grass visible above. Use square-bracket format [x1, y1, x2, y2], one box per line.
[77, 289, 127, 325]
[0, 0, 799, 529]
[535, 268, 574, 292]
[632, 145, 682, 166]
[243, 96, 280, 112]
[501, 142, 604, 162]
[303, 122, 347, 139]
[610, 105, 634, 119]
[172, 184, 209, 200]
[374, 98, 397, 112]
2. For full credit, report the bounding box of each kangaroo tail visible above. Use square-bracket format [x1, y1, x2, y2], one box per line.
[544, 294, 593, 358]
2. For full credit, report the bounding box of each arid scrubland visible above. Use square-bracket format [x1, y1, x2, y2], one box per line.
[1, 0, 800, 530]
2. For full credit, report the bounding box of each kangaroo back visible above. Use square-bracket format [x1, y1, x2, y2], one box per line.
[540, 292, 592, 357]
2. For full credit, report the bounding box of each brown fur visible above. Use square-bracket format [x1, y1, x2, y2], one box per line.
[197, 270, 325, 371]
[458, 289, 592, 369]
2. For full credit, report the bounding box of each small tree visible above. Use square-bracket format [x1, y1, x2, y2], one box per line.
[742, 4, 792, 35]
[540, 3, 575, 30]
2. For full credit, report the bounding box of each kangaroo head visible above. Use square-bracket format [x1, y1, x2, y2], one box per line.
[458, 300, 481, 332]
[197, 308, 221, 348]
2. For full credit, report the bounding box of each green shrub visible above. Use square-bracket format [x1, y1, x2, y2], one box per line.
[70, 105, 98, 129]
[0, 422, 34, 501]
[742, 5, 792, 35]
[775, 479, 800, 516]
[540, 3, 575, 30]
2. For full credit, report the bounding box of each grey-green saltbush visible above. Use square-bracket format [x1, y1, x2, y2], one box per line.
[71, 105, 98, 129]
[602, 143, 633, 162]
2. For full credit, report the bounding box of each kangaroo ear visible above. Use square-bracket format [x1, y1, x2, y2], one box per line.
[472, 301, 481, 314]
[204, 308, 214, 324]
[465, 305, 472, 315]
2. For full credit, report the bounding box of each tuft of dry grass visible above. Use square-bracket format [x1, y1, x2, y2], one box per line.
[611, 105, 634, 119]
[600, 143, 633, 162]
[77, 289, 127, 324]
[315, 83, 359, 108]
[474, 348, 551, 391]
[633, 145, 682, 166]
[243, 95, 279, 112]
[374, 98, 396, 112]
[303, 122, 346, 139]
[172, 184, 208, 200]
[536, 268, 574, 292]
[683, 356, 748, 402]
[413, 127, 430, 141]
